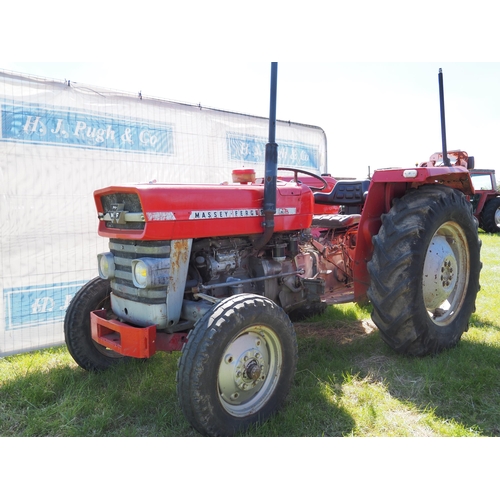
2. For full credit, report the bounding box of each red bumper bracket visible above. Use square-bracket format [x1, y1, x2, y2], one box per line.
[91, 309, 157, 358]
[90, 310, 188, 358]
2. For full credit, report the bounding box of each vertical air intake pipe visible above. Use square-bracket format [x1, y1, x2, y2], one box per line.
[254, 62, 278, 251]
[439, 68, 451, 167]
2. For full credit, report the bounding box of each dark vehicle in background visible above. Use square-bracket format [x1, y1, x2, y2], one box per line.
[470, 168, 500, 233]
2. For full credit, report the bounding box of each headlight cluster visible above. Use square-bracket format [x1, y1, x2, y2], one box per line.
[132, 260, 149, 288]
[97, 252, 115, 280]
[97, 253, 171, 289]
[131, 258, 171, 289]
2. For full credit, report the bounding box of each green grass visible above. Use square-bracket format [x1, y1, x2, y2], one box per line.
[1, 233, 500, 437]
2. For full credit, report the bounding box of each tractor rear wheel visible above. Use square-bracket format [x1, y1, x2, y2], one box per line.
[64, 277, 127, 371]
[367, 185, 481, 356]
[482, 197, 500, 233]
[177, 294, 297, 436]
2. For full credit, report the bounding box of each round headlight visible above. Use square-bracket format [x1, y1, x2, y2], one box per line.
[132, 260, 149, 288]
[97, 252, 115, 279]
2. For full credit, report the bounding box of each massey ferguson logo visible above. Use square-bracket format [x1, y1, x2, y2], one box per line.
[110, 204, 126, 224]
[189, 208, 296, 220]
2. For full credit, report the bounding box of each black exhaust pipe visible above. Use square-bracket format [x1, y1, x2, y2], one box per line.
[254, 62, 278, 250]
[438, 68, 451, 167]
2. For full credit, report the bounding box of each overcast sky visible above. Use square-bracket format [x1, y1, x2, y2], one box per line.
[1, 62, 499, 179]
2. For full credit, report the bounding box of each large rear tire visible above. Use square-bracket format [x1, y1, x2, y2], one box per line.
[177, 294, 298, 436]
[367, 185, 481, 356]
[64, 277, 127, 371]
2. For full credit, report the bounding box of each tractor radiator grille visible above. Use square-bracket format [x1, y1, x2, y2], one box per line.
[109, 239, 171, 304]
[101, 193, 145, 230]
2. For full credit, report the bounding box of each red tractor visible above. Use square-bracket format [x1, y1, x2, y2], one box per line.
[64, 65, 482, 436]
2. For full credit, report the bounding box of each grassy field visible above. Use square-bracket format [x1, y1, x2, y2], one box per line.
[1, 233, 499, 437]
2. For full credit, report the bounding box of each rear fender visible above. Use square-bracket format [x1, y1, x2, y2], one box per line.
[352, 166, 474, 301]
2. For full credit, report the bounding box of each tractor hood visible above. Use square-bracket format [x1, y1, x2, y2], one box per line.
[94, 180, 314, 241]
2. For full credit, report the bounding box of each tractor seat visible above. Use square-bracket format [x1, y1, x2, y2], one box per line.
[311, 214, 361, 228]
[314, 180, 371, 206]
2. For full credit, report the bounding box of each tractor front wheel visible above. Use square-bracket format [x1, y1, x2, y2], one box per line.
[367, 185, 481, 356]
[64, 277, 127, 371]
[177, 294, 298, 436]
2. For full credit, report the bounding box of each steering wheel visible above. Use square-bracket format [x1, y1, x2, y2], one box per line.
[277, 167, 329, 192]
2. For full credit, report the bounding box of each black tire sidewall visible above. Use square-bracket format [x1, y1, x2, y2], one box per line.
[409, 190, 481, 349]
[64, 277, 124, 371]
[178, 294, 298, 436]
[482, 197, 500, 233]
[368, 185, 481, 355]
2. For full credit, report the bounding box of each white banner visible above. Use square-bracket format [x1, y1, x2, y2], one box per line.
[0, 69, 327, 357]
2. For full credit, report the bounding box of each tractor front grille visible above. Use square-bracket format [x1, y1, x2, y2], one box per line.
[109, 238, 171, 304]
[101, 193, 146, 230]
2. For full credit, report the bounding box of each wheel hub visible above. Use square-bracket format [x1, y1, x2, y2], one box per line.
[245, 359, 263, 381]
[422, 235, 458, 310]
[234, 348, 266, 390]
